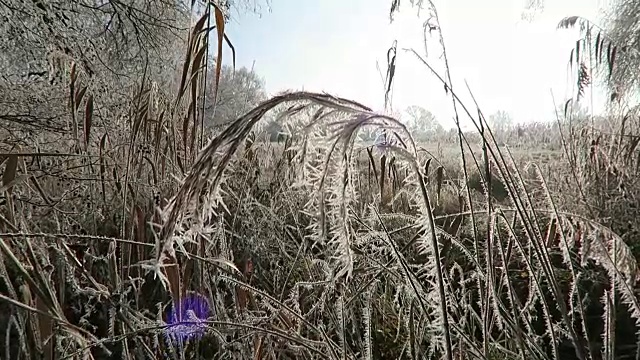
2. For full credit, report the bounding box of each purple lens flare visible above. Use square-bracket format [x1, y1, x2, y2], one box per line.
[164, 292, 210, 344]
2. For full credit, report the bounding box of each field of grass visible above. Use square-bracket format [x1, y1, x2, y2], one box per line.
[3, 1, 640, 360]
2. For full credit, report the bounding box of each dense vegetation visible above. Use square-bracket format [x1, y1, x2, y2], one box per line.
[1, 0, 640, 359]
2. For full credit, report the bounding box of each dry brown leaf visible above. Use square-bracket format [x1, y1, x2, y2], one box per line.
[74, 86, 87, 111]
[99, 133, 107, 203]
[36, 295, 53, 360]
[213, 5, 225, 104]
[84, 94, 93, 148]
[2, 154, 18, 195]
[70, 62, 77, 87]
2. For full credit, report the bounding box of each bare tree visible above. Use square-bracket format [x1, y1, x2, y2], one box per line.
[487, 110, 513, 132]
[0, 0, 193, 142]
[0, 0, 190, 84]
[203, 62, 267, 129]
[404, 105, 444, 141]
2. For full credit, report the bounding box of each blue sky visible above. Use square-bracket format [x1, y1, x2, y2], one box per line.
[220, 0, 609, 129]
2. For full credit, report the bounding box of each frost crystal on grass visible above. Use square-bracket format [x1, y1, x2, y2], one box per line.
[165, 293, 210, 345]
